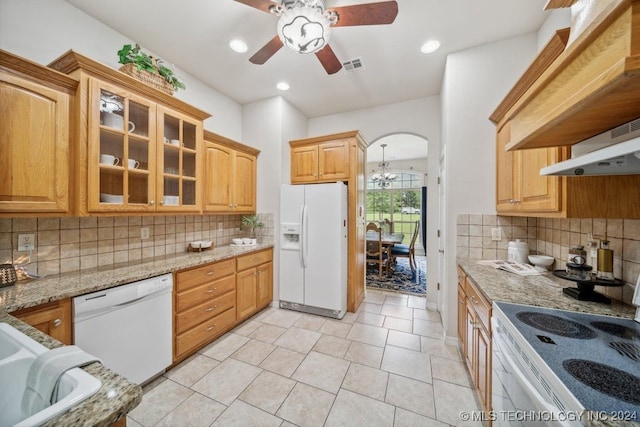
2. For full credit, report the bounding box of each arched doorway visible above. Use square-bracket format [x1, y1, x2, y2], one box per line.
[365, 133, 428, 296]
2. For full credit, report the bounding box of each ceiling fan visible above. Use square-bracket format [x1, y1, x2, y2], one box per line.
[234, 0, 399, 74]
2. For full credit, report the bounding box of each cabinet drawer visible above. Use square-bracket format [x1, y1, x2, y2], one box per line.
[237, 249, 273, 271]
[176, 275, 235, 312]
[465, 277, 491, 330]
[175, 307, 236, 358]
[176, 290, 236, 334]
[175, 259, 235, 292]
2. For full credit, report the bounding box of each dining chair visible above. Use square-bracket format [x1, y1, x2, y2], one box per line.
[366, 222, 389, 279]
[390, 220, 419, 272]
[383, 218, 394, 234]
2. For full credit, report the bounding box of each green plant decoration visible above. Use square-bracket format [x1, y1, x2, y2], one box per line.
[241, 215, 265, 238]
[117, 43, 186, 92]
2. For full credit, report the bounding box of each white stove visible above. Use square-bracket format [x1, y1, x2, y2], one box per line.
[491, 277, 640, 426]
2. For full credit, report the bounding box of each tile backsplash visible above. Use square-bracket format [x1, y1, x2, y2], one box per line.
[457, 214, 640, 304]
[0, 213, 274, 276]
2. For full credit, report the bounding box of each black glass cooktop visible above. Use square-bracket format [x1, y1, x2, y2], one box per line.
[495, 302, 640, 415]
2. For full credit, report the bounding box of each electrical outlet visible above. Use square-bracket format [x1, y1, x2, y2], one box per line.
[18, 234, 35, 251]
[491, 228, 501, 241]
[218, 222, 223, 231]
[141, 227, 150, 240]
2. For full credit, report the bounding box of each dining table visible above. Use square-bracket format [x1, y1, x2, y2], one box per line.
[365, 231, 405, 247]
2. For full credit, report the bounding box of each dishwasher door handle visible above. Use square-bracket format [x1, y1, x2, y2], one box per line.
[114, 294, 148, 308]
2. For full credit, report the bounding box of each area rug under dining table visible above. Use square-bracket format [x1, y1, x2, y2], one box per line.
[366, 256, 426, 296]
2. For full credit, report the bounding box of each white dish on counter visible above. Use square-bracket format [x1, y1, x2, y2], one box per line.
[190, 241, 212, 249]
[528, 255, 555, 272]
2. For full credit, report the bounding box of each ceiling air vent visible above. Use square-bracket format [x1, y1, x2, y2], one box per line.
[342, 57, 366, 73]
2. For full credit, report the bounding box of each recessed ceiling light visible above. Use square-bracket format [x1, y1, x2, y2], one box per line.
[229, 39, 248, 53]
[277, 81, 290, 91]
[421, 40, 441, 54]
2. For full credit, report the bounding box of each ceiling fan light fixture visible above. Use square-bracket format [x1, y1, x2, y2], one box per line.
[276, 5, 332, 54]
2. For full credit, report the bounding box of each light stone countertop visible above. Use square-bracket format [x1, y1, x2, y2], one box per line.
[0, 241, 274, 312]
[0, 242, 274, 427]
[456, 258, 635, 319]
[457, 258, 640, 427]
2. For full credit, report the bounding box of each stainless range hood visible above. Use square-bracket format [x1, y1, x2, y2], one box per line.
[540, 118, 640, 176]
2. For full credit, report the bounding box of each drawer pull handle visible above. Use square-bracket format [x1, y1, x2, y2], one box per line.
[206, 271, 215, 276]
[205, 306, 217, 312]
[205, 288, 217, 294]
[52, 319, 62, 327]
[205, 325, 217, 332]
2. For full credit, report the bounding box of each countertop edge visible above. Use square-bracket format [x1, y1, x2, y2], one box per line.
[456, 258, 635, 319]
[1, 242, 275, 313]
[0, 311, 142, 427]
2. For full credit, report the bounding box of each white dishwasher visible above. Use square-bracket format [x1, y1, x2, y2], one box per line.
[73, 274, 173, 385]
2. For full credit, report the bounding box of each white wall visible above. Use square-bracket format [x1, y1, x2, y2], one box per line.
[0, 0, 243, 139]
[309, 97, 441, 303]
[537, 8, 571, 50]
[242, 97, 307, 301]
[440, 33, 539, 342]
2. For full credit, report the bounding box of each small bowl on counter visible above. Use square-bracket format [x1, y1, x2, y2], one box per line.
[528, 255, 555, 272]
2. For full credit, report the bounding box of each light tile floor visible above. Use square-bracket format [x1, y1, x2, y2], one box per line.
[127, 290, 481, 427]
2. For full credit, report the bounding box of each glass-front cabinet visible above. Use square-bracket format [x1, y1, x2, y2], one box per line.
[157, 106, 201, 210]
[88, 79, 201, 212]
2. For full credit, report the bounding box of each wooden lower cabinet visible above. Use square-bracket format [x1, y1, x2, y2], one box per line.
[12, 299, 73, 345]
[457, 267, 492, 416]
[236, 269, 257, 320]
[173, 248, 274, 363]
[236, 249, 273, 321]
[174, 259, 237, 362]
[175, 308, 236, 359]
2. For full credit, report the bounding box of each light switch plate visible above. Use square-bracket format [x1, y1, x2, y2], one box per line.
[17, 234, 35, 251]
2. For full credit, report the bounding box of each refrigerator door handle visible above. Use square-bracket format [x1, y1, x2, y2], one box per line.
[301, 204, 308, 268]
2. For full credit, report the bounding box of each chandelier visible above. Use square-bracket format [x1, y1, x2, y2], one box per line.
[371, 144, 397, 188]
[271, 0, 337, 54]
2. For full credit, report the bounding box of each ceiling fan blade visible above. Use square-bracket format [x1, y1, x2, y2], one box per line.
[316, 45, 343, 75]
[330, 1, 399, 27]
[234, 0, 280, 14]
[249, 35, 284, 64]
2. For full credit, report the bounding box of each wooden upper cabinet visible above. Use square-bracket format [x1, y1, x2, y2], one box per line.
[318, 140, 350, 181]
[0, 50, 78, 215]
[156, 106, 202, 212]
[290, 139, 349, 183]
[203, 130, 259, 213]
[48, 50, 210, 216]
[290, 144, 319, 183]
[493, 2, 640, 150]
[491, 18, 640, 218]
[496, 122, 564, 215]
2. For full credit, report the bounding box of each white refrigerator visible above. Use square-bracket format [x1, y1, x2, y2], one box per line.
[279, 182, 348, 319]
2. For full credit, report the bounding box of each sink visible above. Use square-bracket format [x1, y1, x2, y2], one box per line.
[0, 323, 102, 427]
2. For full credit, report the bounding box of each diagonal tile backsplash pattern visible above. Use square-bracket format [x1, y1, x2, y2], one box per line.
[0, 214, 274, 277]
[457, 214, 640, 304]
